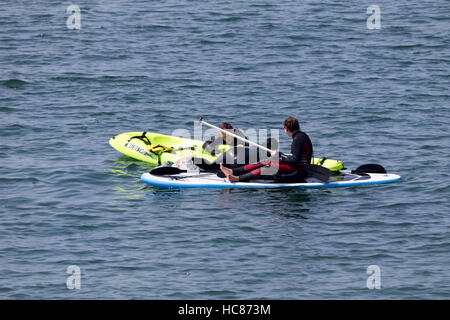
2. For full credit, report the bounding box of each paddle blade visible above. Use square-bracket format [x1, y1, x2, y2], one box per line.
[190, 157, 219, 172]
[352, 164, 387, 174]
[303, 164, 331, 182]
[150, 166, 186, 176]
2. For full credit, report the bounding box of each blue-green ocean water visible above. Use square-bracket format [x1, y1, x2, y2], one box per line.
[0, 0, 449, 299]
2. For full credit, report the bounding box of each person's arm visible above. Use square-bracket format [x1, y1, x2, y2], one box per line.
[202, 135, 223, 155]
[280, 153, 297, 166]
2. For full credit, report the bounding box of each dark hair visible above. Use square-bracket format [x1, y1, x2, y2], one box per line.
[220, 122, 233, 130]
[283, 117, 300, 132]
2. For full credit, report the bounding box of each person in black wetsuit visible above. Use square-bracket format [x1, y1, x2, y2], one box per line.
[199, 122, 249, 167]
[202, 122, 247, 156]
[220, 116, 313, 182]
[175, 122, 248, 169]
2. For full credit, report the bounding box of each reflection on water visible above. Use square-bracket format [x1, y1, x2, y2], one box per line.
[109, 156, 155, 172]
[220, 188, 232, 194]
[258, 189, 312, 219]
[109, 156, 187, 202]
[112, 186, 146, 200]
[217, 187, 313, 219]
[108, 157, 156, 203]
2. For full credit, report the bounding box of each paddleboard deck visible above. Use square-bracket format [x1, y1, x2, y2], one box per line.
[141, 170, 401, 189]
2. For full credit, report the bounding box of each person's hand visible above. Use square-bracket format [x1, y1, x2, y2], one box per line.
[264, 159, 278, 166]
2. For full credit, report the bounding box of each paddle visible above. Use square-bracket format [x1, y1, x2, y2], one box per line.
[352, 164, 387, 174]
[150, 166, 186, 175]
[302, 164, 331, 182]
[150, 166, 216, 180]
[191, 157, 220, 171]
[198, 117, 277, 157]
[198, 117, 331, 182]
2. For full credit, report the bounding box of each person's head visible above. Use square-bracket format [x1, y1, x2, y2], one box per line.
[219, 122, 233, 139]
[283, 117, 300, 137]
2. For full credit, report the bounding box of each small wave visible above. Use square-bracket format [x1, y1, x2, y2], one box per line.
[0, 106, 16, 113]
[178, 84, 205, 89]
[218, 16, 247, 23]
[259, 22, 276, 29]
[135, 24, 172, 31]
[1, 123, 26, 136]
[218, 32, 235, 38]
[199, 39, 226, 45]
[50, 75, 148, 83]
[1, 79, 29, 88]
[232, 66, 252, 72]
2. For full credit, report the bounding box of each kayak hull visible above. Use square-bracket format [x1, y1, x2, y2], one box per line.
[109, 131, 217, 165]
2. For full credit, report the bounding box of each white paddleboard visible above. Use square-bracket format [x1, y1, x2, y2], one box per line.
[141, 170, 401, 189]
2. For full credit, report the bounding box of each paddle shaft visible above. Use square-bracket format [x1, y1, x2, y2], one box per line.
[198, 118, 277, 156]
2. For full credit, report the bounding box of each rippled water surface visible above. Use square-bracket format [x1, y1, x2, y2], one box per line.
[0, 0, 449, 299]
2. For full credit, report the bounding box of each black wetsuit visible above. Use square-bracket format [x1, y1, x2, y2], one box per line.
[202, 128, 247, 156]
[194, 129, 248, 169]
[280, 130, 313, 167]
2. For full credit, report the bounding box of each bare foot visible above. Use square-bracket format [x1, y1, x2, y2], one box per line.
[174, 155, 191, 168]
[220, 163, 232, 176]
[226, 174, 239, 182]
